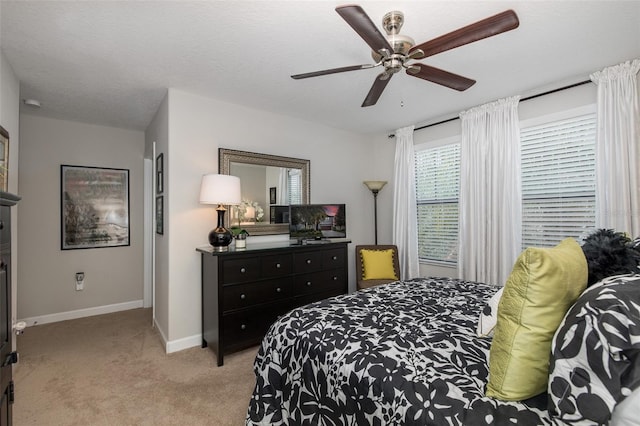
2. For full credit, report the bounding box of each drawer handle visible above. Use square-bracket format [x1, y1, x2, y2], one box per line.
[276, 263, 281, 268]
[240, 324, 246, 330]
[332, 256, 338, 260]
[306, 281, 312, 287]
[240, 267, 246, 273]
[276, 287, 282, 293]
[240, 294, 246, 300]
[0, 221, 3, 230]
[332, 276, 338, 281]
[306, 259, 312, 264]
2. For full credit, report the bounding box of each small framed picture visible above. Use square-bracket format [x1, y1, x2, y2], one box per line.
[269, 186, 276, 204]
[156, 153, 164, 194]
[156, 195, 164, 235]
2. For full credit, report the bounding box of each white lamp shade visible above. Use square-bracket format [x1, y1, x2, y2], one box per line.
[199, 174, 241, 205]
[363, 180, 388, 191]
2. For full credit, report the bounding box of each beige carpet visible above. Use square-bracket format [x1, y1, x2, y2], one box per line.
[13, 308, 258, 426]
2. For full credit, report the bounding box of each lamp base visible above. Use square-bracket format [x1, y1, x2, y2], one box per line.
[208, 226, 232, 251]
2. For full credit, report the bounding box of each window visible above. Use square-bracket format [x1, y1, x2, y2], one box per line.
[414, 111, 596, 265]
[521, 113, 596, 248]
[287, 169, 302, 204]
[415, 142, 460, 263]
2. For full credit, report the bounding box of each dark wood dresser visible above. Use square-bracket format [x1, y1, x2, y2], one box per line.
[197, 239, 350, 366]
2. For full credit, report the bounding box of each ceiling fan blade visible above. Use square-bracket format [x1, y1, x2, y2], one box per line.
[406, 64, 475, 91]
[336, 5, 394, 55]
[291, 64, 375, 80]
[410, 10, 519, 59]
[362, 73, 393, 107]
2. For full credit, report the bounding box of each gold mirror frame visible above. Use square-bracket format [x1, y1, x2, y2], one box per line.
[218, 148, 310, 236]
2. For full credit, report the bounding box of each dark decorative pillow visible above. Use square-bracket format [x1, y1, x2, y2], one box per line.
[548, 275, 640, 424]
[581, 229, 640, 286]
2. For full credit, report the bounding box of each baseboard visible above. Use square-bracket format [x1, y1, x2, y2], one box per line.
[20, 300, 144, 327]
[165, 333, 202, 354]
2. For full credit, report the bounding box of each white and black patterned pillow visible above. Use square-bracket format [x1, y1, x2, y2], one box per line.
[477, 286, 504, 337]
[548, 274, 640, 424]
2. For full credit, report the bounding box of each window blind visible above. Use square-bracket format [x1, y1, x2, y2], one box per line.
[415, 143, 460, 263]
[288, 169, 302, 204]
[521, 113, 596, 248]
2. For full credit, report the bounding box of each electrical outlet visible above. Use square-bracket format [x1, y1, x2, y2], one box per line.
[75, 272, 85, 291]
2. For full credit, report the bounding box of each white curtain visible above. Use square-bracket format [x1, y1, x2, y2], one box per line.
[277, 168, 288, 205]
[393, 125, 420, 280]
[590, 59, 640, 236]
[458, 96, 522, 286]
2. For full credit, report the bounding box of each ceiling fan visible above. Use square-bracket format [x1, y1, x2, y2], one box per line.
[291, 5, 519, 107]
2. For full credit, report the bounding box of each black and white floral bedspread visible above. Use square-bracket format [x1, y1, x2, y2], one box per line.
[246, 277, 551, 425]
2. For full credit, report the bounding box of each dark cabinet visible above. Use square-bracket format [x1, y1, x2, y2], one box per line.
[198, 240, 349, 366]
[0, 192, 19, 426]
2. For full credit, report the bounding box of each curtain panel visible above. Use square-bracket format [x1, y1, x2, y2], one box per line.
[393, 125, 420, 280]
[590, 59, 640, 237]
[458, 96, 522, 286]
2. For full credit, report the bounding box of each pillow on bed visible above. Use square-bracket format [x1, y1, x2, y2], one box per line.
[361, 248, 398, 280]
[486, 237, 588, 401]
[548, 274, 640, 424]
[477, 286, 504, 337]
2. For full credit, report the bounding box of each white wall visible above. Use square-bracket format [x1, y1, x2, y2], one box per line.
[17, 115, 145, 324]
[160, 89, 374, 351]
[1, 49, 21, 344]
[144, 93, 169, 339]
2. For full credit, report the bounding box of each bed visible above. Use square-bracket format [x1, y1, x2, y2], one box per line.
[246, 275, 640, 425]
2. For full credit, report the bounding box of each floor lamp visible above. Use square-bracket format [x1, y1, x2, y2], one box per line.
[363, 180, 387, 245]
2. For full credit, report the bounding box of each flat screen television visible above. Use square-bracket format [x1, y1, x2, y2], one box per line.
[289, 204, 346, 240]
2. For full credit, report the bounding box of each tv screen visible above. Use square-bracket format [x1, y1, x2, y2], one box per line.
[289, 204, 346, 240]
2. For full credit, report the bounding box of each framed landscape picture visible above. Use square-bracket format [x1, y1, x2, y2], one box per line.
[61, 165, 130, 250]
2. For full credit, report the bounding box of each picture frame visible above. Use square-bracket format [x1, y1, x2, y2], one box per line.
[269, 186, 276, 204]
[156, 153, 164, 194]
[0, 126, 9, 192]
[61, 165, 130, 250]
[156, 195, 164, 235]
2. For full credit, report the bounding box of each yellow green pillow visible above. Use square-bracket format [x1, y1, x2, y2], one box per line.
[361, 249, 398, 280]
[486, 237, 587, 401]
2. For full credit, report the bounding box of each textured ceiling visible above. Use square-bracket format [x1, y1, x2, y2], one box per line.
[2, 1, 639, 135]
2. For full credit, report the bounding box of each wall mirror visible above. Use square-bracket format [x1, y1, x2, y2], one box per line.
[219, 148, 310, 235]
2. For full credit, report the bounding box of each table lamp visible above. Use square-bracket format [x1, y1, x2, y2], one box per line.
[200, 174, 241, 251]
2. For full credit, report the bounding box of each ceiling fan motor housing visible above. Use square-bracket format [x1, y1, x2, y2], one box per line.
[371, 11, 415, 71]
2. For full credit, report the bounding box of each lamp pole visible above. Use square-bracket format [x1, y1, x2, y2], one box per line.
[363, 181, 387, 245]
[371, 188, 380, 245]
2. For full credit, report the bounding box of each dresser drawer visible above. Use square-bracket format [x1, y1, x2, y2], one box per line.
[293, 250, 322, 273]
[261, 253, 292, 278]
[294, 268, 345, 296]
[322, 248, 345, 268]
[222, 301, 291, 349]
[223, 277, 293, 312]
[221, 257, 260, 284]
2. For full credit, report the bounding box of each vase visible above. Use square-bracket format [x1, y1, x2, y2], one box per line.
[235, 234, 247, 249]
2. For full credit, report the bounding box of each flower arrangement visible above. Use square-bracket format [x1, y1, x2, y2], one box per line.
[236, 199, 264, 222]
